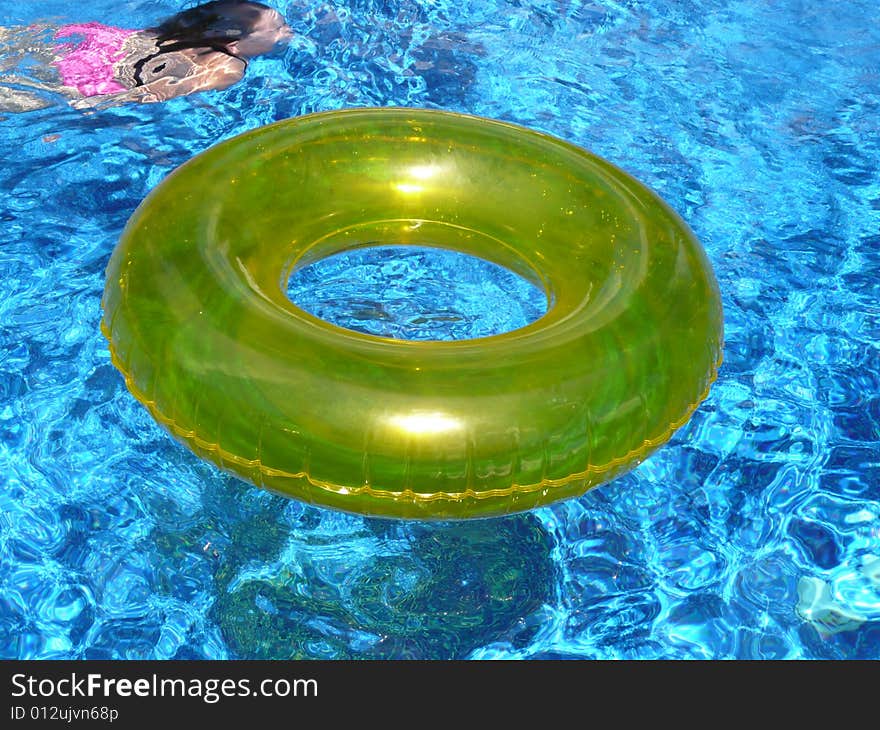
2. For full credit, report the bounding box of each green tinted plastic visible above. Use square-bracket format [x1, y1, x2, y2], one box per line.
[102, 108, 724, 519]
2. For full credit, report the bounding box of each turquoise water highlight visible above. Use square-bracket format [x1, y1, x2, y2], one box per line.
[1, 0, 878, 659]
[287, 245, 548, 340]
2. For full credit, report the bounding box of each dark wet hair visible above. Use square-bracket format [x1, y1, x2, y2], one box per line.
[152, 1, 277, 48]
[132, 1, 278, 84]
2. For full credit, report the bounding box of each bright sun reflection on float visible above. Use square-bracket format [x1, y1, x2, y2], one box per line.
[387, 411, 463, 435]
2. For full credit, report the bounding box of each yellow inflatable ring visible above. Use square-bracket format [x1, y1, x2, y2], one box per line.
[102, 108, 723, 519]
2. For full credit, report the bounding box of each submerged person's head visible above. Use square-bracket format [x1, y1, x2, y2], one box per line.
[153, 1, 293, 58]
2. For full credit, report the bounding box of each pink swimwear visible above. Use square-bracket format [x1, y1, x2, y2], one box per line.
[53, 22, 137, 97]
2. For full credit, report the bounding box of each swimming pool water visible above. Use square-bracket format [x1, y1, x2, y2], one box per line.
[1, 0, 878, 659]
[287, 245, 547, 340]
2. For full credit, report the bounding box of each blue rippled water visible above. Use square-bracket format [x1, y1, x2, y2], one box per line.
[288, 246, 548, 339]
[1, 0, 878, 659]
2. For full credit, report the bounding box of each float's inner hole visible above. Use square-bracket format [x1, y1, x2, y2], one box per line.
[286, 245, 548, 341]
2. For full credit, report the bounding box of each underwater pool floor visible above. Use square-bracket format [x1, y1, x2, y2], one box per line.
[0, 0, 878, 659]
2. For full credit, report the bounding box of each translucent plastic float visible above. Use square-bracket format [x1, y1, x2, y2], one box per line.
[101, 108, 724, 519]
